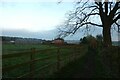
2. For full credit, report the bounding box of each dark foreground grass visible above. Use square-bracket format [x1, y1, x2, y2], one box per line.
[49, 47, 116, 78]
[99, 46, 120, 78]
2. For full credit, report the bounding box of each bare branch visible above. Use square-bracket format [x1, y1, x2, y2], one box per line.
[81, 22, 103, 27]
[72, 22, 102, 34]
[115, 22, 120, 27]
[115, 11, 120, 16]
[109, 1, 120, 20]
[104, 0, 108, 15]
[112, 14, 120, 24]
[75, 5, 99, 13]
[113, 22, 120, 33]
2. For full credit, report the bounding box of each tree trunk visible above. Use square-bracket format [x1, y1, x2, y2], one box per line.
[103, 26, 112, 47]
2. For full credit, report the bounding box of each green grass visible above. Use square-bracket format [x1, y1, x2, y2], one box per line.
[2, 44, 56, 54]
[2, 44, 87, 78]
[2, 44, 56, 78]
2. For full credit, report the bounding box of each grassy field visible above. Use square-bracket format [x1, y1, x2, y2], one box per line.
[2, 44, 56, 54]
[2, 43, 87, 78]
[2, 43, 119, 78]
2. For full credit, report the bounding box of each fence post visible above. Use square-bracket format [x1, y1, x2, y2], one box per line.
[57, 47, 60, 71]
[69, 47, 72, 61]
[30, 48, 35, 78]
[74, 46, 77, 60]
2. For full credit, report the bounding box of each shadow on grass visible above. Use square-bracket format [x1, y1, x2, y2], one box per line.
[48, 47, 112, 78]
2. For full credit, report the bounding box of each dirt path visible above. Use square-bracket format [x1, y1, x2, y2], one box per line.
[51, 47, 109, 78]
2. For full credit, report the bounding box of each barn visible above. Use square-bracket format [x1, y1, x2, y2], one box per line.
[52, 38, 64, 45]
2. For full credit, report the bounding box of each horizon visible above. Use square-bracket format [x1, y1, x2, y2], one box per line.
[1, 27, 119, 41]
[1, 35, 119, 42]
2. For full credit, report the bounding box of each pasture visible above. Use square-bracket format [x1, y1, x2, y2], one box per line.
[2, 43, 88, 78]
[2, 44, 56, 54]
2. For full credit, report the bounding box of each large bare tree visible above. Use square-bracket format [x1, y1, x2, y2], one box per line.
[58, 0, 120, 47]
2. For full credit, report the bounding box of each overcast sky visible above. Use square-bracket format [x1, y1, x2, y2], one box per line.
[0, 0, 119, 41]
[0, 1, 74, 32]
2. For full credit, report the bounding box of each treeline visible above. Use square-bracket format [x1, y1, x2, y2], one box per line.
[0, 36, 42, 41]
[1, 36, 20, 41]
[79, 34, 119, 46]
[80, 35, 103, 44]
[79, 34, 103, 48]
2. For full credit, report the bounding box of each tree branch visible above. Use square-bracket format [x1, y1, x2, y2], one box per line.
[72, 22, 103, 34]
[76, 5, 99, 13]
[114, 22, 120, 33]
[115, 11, 120, 16]
[81, 22, 103, 27]
[109, 1, 120, 19]
[112, 14, 120, 24]
[104, 0, 108, 15]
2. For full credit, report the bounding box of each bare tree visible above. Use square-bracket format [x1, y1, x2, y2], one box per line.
[58, 0, 120, 47]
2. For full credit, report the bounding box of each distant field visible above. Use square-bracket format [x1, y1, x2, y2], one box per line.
[2, 43, 87, 78]
[2, 44, 56, 54]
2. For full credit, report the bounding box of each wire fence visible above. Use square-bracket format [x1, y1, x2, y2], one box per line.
[2, 45, 87, 78]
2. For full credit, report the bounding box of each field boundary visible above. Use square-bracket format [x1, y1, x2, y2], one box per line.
[2, 45, 87, 78]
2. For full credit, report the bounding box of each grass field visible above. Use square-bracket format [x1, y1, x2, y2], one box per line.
[2, 44, 56, 54]
[2, 43, 119, 78]
[2, 43, 87, 78]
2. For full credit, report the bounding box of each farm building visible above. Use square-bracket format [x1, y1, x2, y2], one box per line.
[52, 38, 64, 45]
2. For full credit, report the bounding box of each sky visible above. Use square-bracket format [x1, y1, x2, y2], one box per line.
[0, 0, 119, 41]
[0, 1, 74, 32]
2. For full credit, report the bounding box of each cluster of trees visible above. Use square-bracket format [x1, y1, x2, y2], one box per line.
[80, 34, 103, 48]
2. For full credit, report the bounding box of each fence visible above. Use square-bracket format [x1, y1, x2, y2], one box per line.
[2, 45, 87, 78]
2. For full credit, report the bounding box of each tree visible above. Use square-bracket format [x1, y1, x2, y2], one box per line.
[80, 36, 88, 44]
[96, 34, 103, 42]
[80, 35, 97, 48]
[58, 0, 120, 47]
[96, 34, 103, 47]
